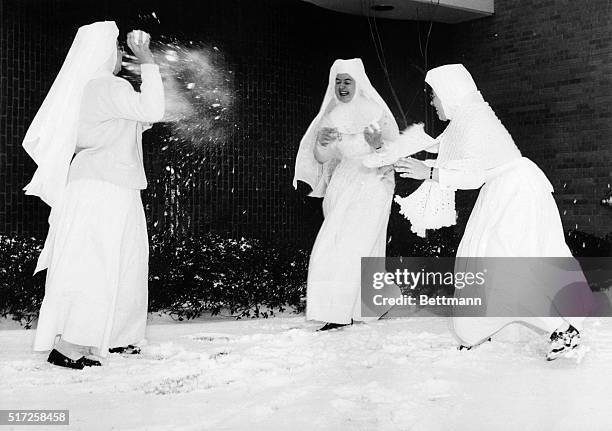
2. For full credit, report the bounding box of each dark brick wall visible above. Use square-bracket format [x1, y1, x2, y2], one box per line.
[1, 0, 609, 248]
[0, 0, 437, 248]
[137, 0, 322, 244]
[446, 0, 612, 237]
[0, 0, 61, 236]
[131, 0, 439, 246]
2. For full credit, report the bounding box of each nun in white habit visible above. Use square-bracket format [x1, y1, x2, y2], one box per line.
[24, 21, 164, 368]
[293, 58, 400, 330]
[395, 64, 591, 360]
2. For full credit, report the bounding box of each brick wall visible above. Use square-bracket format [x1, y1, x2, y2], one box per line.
[0, 0, 61, 236]
[1, 0, 609, 248]
[136, 0, 442, 247]
[0, 0, 437, 248]
[137, 0, 320, 244]
[446, 0, 612, 237]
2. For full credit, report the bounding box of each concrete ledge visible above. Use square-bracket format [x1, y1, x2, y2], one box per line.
[302, 0, 494, 23]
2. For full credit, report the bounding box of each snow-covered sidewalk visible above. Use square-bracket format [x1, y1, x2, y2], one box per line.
[2, 316, 612, 431]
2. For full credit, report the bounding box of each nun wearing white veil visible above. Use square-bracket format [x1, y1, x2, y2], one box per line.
[293, 58, 400, 330]
[395, 64, 590, 360]
[24, 21, 164, 368]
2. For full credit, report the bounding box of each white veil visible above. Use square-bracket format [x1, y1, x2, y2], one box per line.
[394, 64, 478, 237]
[424, 64, 478, 120]
[22, 21, 119, 208]
[292, 58, 397, 197]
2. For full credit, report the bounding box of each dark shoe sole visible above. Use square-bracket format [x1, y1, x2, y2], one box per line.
[109, 345, 141, 355]
[458, 337, 492, 351]
[80, 357, 102, 367]
[317, 321, 353, 332]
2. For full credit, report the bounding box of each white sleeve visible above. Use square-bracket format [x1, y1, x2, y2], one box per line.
[104, 64, 165, 123]
[437, 123, 487, 190]
[424, 142, 439, 154]
[438, 160, 486, 191]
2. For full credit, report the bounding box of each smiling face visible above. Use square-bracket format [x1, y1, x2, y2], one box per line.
[430, 88, 447, 121]
[335, 73, 356, 103]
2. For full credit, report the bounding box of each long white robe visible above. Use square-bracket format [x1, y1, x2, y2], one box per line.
[306, 129, 396, 324]
[33, 66, 164, 357]
[33, 180, 148, 355]
[295, 59, 401, 324]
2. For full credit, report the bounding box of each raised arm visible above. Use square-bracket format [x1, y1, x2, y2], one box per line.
[103, 31, 164, 123]
[106, 66, 164, 122]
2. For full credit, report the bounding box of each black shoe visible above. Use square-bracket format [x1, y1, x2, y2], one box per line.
[109, 344, 141, 355]
[78, 357, 102, 367]
[47, 349, 85, 370]
[317, 320, 352, 332]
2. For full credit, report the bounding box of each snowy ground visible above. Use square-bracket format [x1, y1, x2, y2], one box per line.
[2, 314, 612, 431]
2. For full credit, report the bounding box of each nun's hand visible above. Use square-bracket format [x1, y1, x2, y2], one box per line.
[317, 127, 339, 147]
[364, 125, 383, 150]
[394, 157, 430, 180]
[127, 31, 155, 64]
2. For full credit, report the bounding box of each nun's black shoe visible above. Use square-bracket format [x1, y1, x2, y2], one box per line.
[79, 357, 102, 367]
[317, 320, 353, 332]
[458, 337, 492, 351]
[47, 349, 85, 370]
[109, 344, 141, 355]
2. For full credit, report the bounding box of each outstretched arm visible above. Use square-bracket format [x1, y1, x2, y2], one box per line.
[394, 157, 485, 190]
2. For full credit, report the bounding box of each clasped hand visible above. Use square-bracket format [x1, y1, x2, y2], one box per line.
[317, 125, 384, 151]
[363, 125, 383, 150]
[317, 127, 340, 147]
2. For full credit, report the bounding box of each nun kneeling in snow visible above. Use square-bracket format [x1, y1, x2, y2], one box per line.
[23, 22, 164, 369]
[394, 64, 591, 361]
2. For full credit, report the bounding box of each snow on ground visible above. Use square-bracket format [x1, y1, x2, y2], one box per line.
[2, 315, 612, 431]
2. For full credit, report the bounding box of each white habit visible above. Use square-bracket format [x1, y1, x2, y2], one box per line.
[293, 58, 400, 324]
[422, 65, 588, 346]
[23, 21, 165, 356]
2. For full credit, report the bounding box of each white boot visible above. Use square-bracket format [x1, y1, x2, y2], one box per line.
[546, 324, 580, 361]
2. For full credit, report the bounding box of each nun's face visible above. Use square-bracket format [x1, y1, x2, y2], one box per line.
[335, 73, 356, 103]
[430, 89, 447, 121]
[113, 40, 122, 75]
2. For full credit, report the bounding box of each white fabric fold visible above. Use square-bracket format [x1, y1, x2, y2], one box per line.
[33, 179, 148, 356]
[22, 21, 119, 208]
[394, 158, 457, 238]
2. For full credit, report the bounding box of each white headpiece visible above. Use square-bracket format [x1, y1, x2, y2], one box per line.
[425, 64, 478, 120]
[293, 58, 397, 197]
[22, 21, 119, 208]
